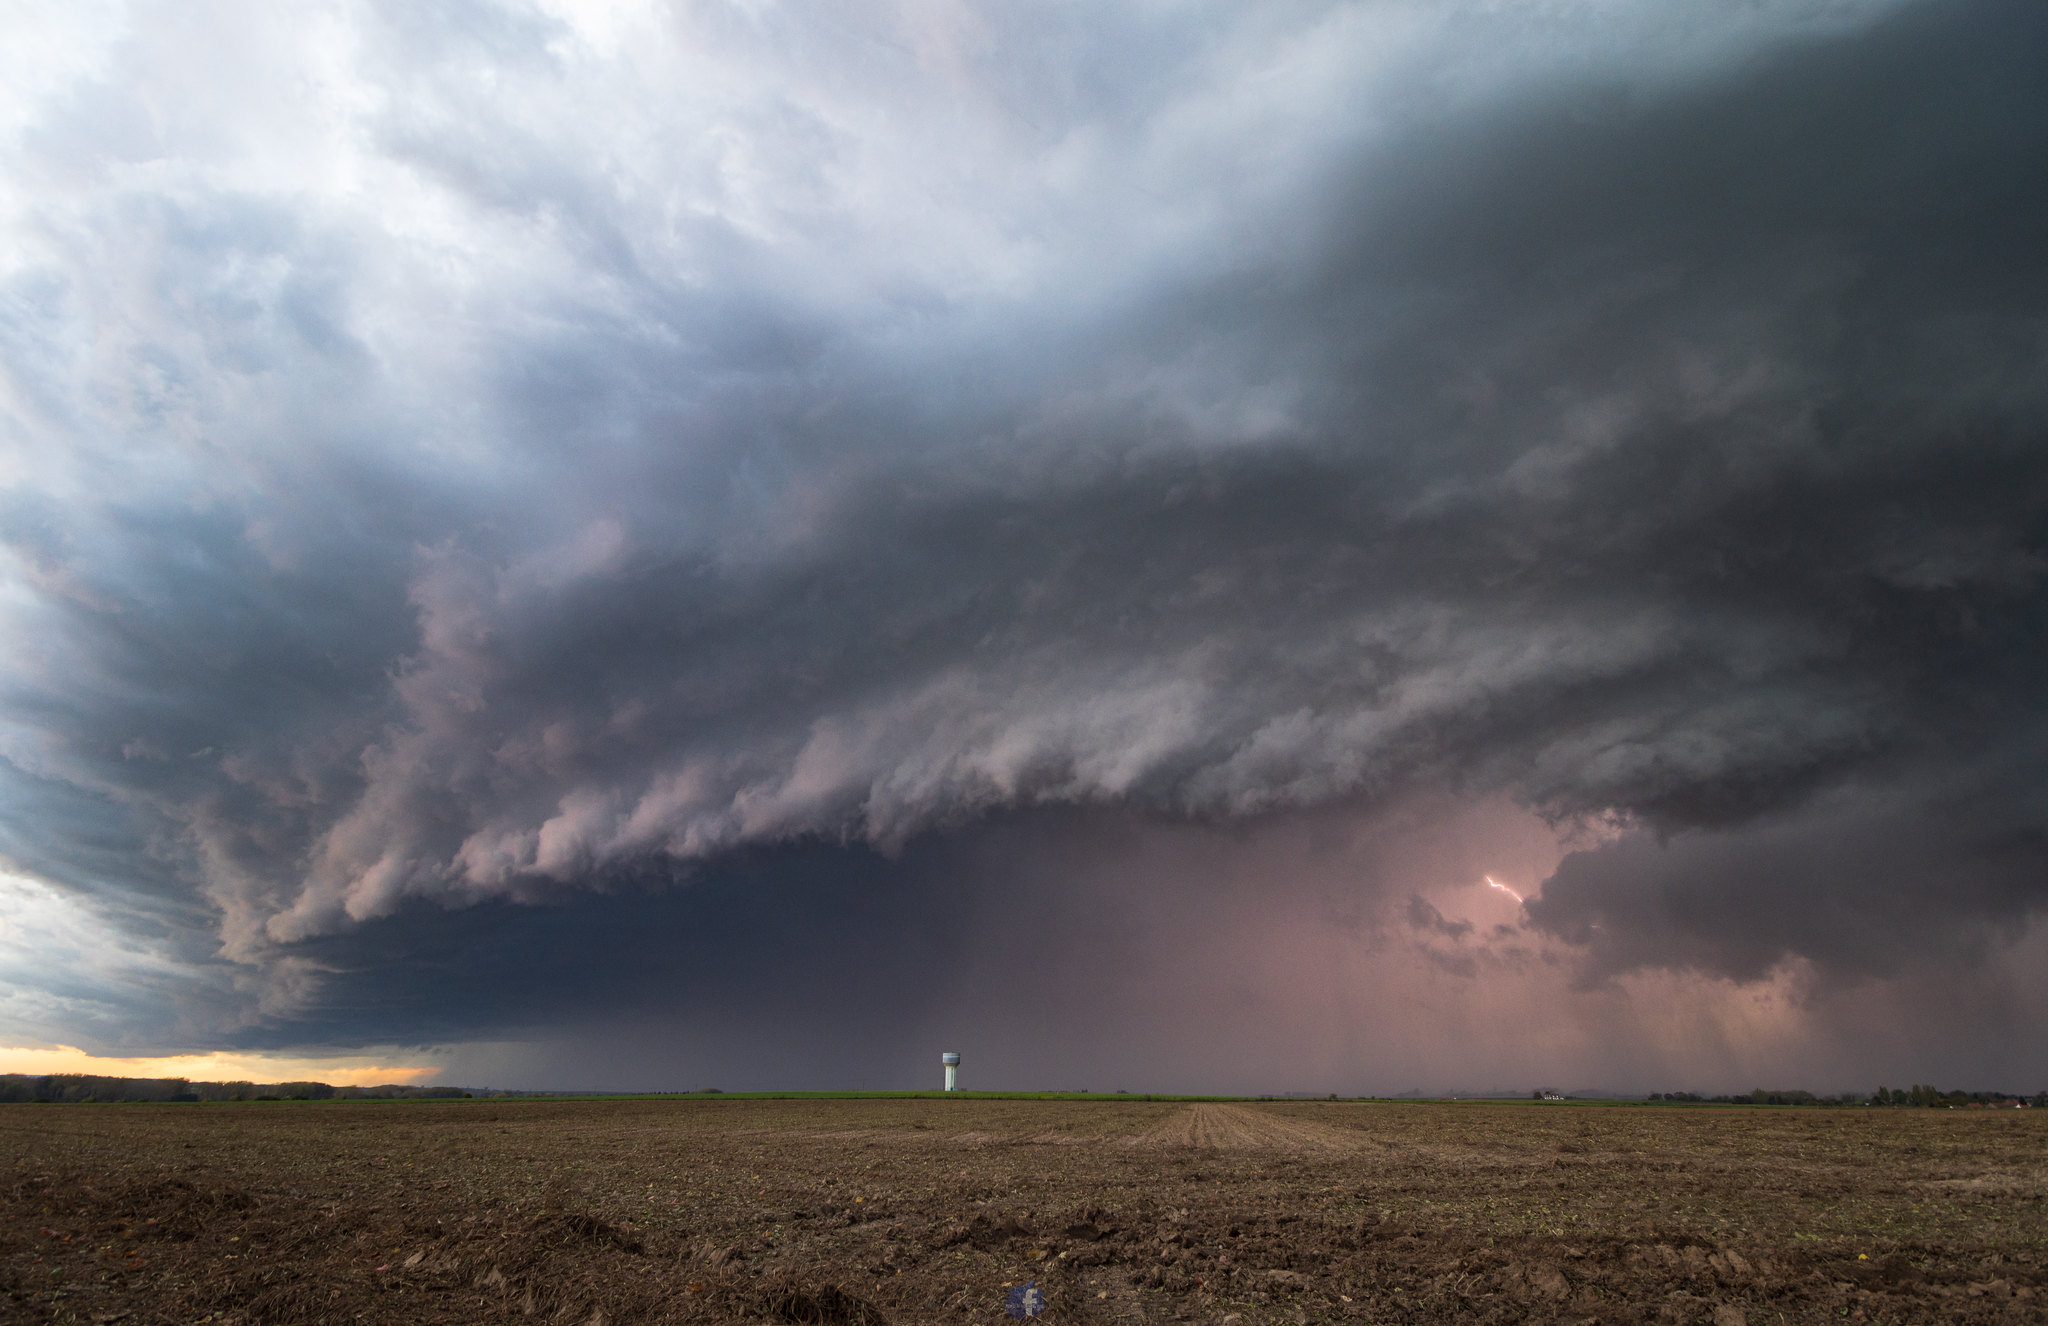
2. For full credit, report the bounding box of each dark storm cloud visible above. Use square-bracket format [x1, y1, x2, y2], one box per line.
[1527, 752, 2048, 984]
[198, 799, 1555, 1092]
[2, 0, 2046, 1052]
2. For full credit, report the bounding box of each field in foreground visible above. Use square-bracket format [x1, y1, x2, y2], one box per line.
[2, 1098, 2043, 1324]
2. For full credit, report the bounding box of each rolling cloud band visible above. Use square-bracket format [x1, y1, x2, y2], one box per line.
[1, 0, 2044, 1087]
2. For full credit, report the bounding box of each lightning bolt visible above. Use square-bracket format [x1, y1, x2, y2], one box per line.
[1485, 875, 1524, 904]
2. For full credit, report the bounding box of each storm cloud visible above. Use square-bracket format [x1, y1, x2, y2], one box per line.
[2, 0, 2045, 1088]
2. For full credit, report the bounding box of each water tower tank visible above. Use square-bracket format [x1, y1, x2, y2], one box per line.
[941, 1051, 961, 1092]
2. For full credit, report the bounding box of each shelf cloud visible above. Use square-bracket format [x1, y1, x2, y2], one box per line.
[2, 0, 2044, 1089]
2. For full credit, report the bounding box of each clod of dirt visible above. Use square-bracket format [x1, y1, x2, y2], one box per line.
[1853, 1253, 1925, 1287]
[952, 1213, 1031, 1248]
[1511, 1262, 1570, 1300]
[526, 1210, 644, 1254]
[751, 1283, 889, 1325]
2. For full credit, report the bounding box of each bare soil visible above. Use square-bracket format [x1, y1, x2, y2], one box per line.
[2, 1097, 2043, 1324]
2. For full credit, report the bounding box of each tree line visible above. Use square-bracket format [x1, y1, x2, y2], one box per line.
[0, 1073, 473, 1103]
[1646, 1086, 2045, 1107]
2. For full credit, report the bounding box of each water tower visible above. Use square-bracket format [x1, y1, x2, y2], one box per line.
[941, 1051, 961, 1092]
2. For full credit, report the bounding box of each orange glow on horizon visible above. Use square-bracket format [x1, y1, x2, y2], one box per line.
[0, 1044, 440, 1087]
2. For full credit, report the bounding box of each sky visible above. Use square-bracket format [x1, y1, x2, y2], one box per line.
[2, 0, 2046, 1096]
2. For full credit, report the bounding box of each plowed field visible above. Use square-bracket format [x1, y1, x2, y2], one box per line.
[3, 1097, 2043, 1324]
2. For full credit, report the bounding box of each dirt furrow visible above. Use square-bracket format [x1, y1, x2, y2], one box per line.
[1131, 1103, 1364, 1151]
